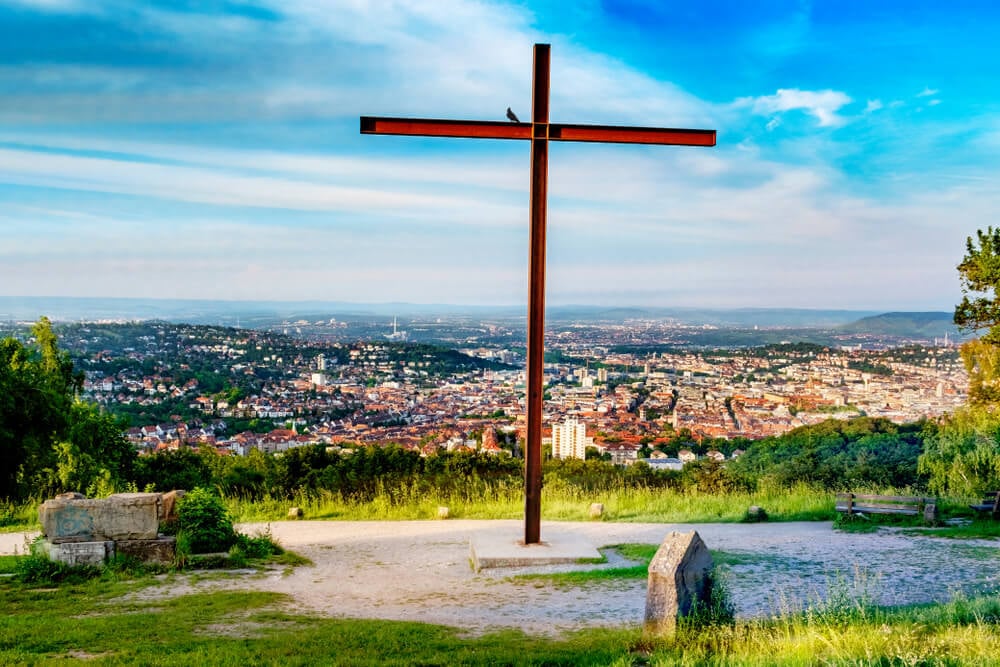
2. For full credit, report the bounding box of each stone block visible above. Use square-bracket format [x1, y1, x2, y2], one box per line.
[287, 507, 304, 519]
[644, 530, 713, 636]
[158, 490, 186, 523]
[437, 506, 450, 519]
[589, 503, 604, 519]
[924, 503, 938, 524]
[39, 493, 160, 543]
[116, 537, 177, 565]
[43, 540, 113, 567]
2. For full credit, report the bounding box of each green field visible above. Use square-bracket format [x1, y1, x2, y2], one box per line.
[217, 481, 836, 524]
[3, 563, 1000, 665]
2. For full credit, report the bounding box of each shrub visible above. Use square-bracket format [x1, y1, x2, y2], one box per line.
[233, 530, 283, 560]
[177, 487, 236, 554]
[740, 506, 768, 523]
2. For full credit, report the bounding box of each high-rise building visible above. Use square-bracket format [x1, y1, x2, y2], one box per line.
[551, 417, 593, 460]
[316, 354, 327, 371]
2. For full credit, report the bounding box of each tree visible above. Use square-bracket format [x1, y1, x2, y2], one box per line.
[919, 406, 1000, 497]
[57, 403, 136, 496]
[0, 336, 65, 498]
[0, 319, 135, 499]
[955, 227, 1000, 344]
[960, 339, 1000, 405]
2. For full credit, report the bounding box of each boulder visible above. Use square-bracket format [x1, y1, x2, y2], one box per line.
[644, 530, 714, 635]
[287, 507, 304, 520]
[158, 490, 187, 523]
[589, 503, 604, 519]
[39, 493, 160, 543]
[437, 506, 450, 519]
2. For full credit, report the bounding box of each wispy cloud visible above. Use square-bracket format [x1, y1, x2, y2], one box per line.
[734, 88, 853, 128]
[0, 0, 996, 308]
[917, 87, 940, 97]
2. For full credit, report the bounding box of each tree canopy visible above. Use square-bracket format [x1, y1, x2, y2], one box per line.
[0, 318, 135, 500]
[955, 227, 1000, 344]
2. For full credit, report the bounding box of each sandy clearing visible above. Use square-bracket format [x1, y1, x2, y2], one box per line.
[6, 520, 1000, 635]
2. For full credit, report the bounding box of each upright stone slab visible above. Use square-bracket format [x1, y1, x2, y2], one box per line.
[644, 530, 714, 635]
[159, 490, 186, 523]
[39, 493, 160, 543]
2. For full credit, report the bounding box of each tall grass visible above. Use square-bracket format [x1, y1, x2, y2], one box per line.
[223, 479, 835, 523]
[0, 499, 39, 532]
[643, 591, 1000, 665]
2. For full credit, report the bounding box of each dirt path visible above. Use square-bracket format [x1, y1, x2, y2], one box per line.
[99, 520, 1000, 635]
[6, 521, 999, 635]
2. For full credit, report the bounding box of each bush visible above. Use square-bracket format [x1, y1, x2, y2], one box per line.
[740, 506, 768, 523]
[233, 530, 283, 560]
[177, 487, 236, 554]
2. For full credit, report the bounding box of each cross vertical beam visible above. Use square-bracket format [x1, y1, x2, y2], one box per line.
[524, 43, 550, 545]
[360, 43, 715, 547]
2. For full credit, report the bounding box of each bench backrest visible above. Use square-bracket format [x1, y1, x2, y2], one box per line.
[835, 493, 936, 512]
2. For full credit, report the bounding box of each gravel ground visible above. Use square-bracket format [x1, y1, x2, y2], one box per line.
[5, 520, 1000, 635]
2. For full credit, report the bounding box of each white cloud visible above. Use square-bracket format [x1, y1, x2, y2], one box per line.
[735, 88, 853, 128]
[0, 146, 525, 223]
[864, 99, 883, 113]
[4, 0, 91, 11]
[918, 87, 940, 97]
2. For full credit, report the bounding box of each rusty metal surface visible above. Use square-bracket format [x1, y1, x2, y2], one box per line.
[549, 123, 716, 146]
[359, 118, 715, 147]
[360, 117, 531, 140]
[524, 43, 550, 545]
[359, 42, 716, 546]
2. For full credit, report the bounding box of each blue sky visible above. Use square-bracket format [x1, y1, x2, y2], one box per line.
[1, 0, 998, 310]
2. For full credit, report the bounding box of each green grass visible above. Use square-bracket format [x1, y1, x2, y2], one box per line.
[906, 519, 1000, 540]
[0, 555, 20, 575]
[512, 545, 809, 587]
[5, 570, 1000, 664]
[0, 498, 39, 532]
[223, 482, 836, 525]
[0, 580, 629, 666]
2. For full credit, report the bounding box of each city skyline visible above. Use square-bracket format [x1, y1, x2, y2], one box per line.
[2, 1, 998, 310]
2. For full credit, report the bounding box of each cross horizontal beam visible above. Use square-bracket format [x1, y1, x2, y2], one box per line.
[360, 116, 716, 147]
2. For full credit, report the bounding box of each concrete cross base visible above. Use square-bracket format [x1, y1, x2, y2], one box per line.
[469, 533, 601, 571]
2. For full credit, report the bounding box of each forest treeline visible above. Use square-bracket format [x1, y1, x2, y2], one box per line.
[4, 316, 1000, 503]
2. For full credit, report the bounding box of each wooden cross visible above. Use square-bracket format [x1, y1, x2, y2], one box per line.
[361, 43, 716, 544]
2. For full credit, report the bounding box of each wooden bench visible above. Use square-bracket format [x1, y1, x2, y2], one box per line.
[835, 493, 938, 523]
[970, 491, 1000, 518]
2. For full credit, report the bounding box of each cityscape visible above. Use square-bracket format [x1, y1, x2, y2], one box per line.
[7, 308, 963, 468]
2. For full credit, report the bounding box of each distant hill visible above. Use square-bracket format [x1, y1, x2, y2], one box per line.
[839, 312, 964, 339]
[1, 297, 953, 333]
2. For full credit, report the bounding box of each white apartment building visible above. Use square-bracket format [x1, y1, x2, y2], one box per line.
[551, 416, 594, 460]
